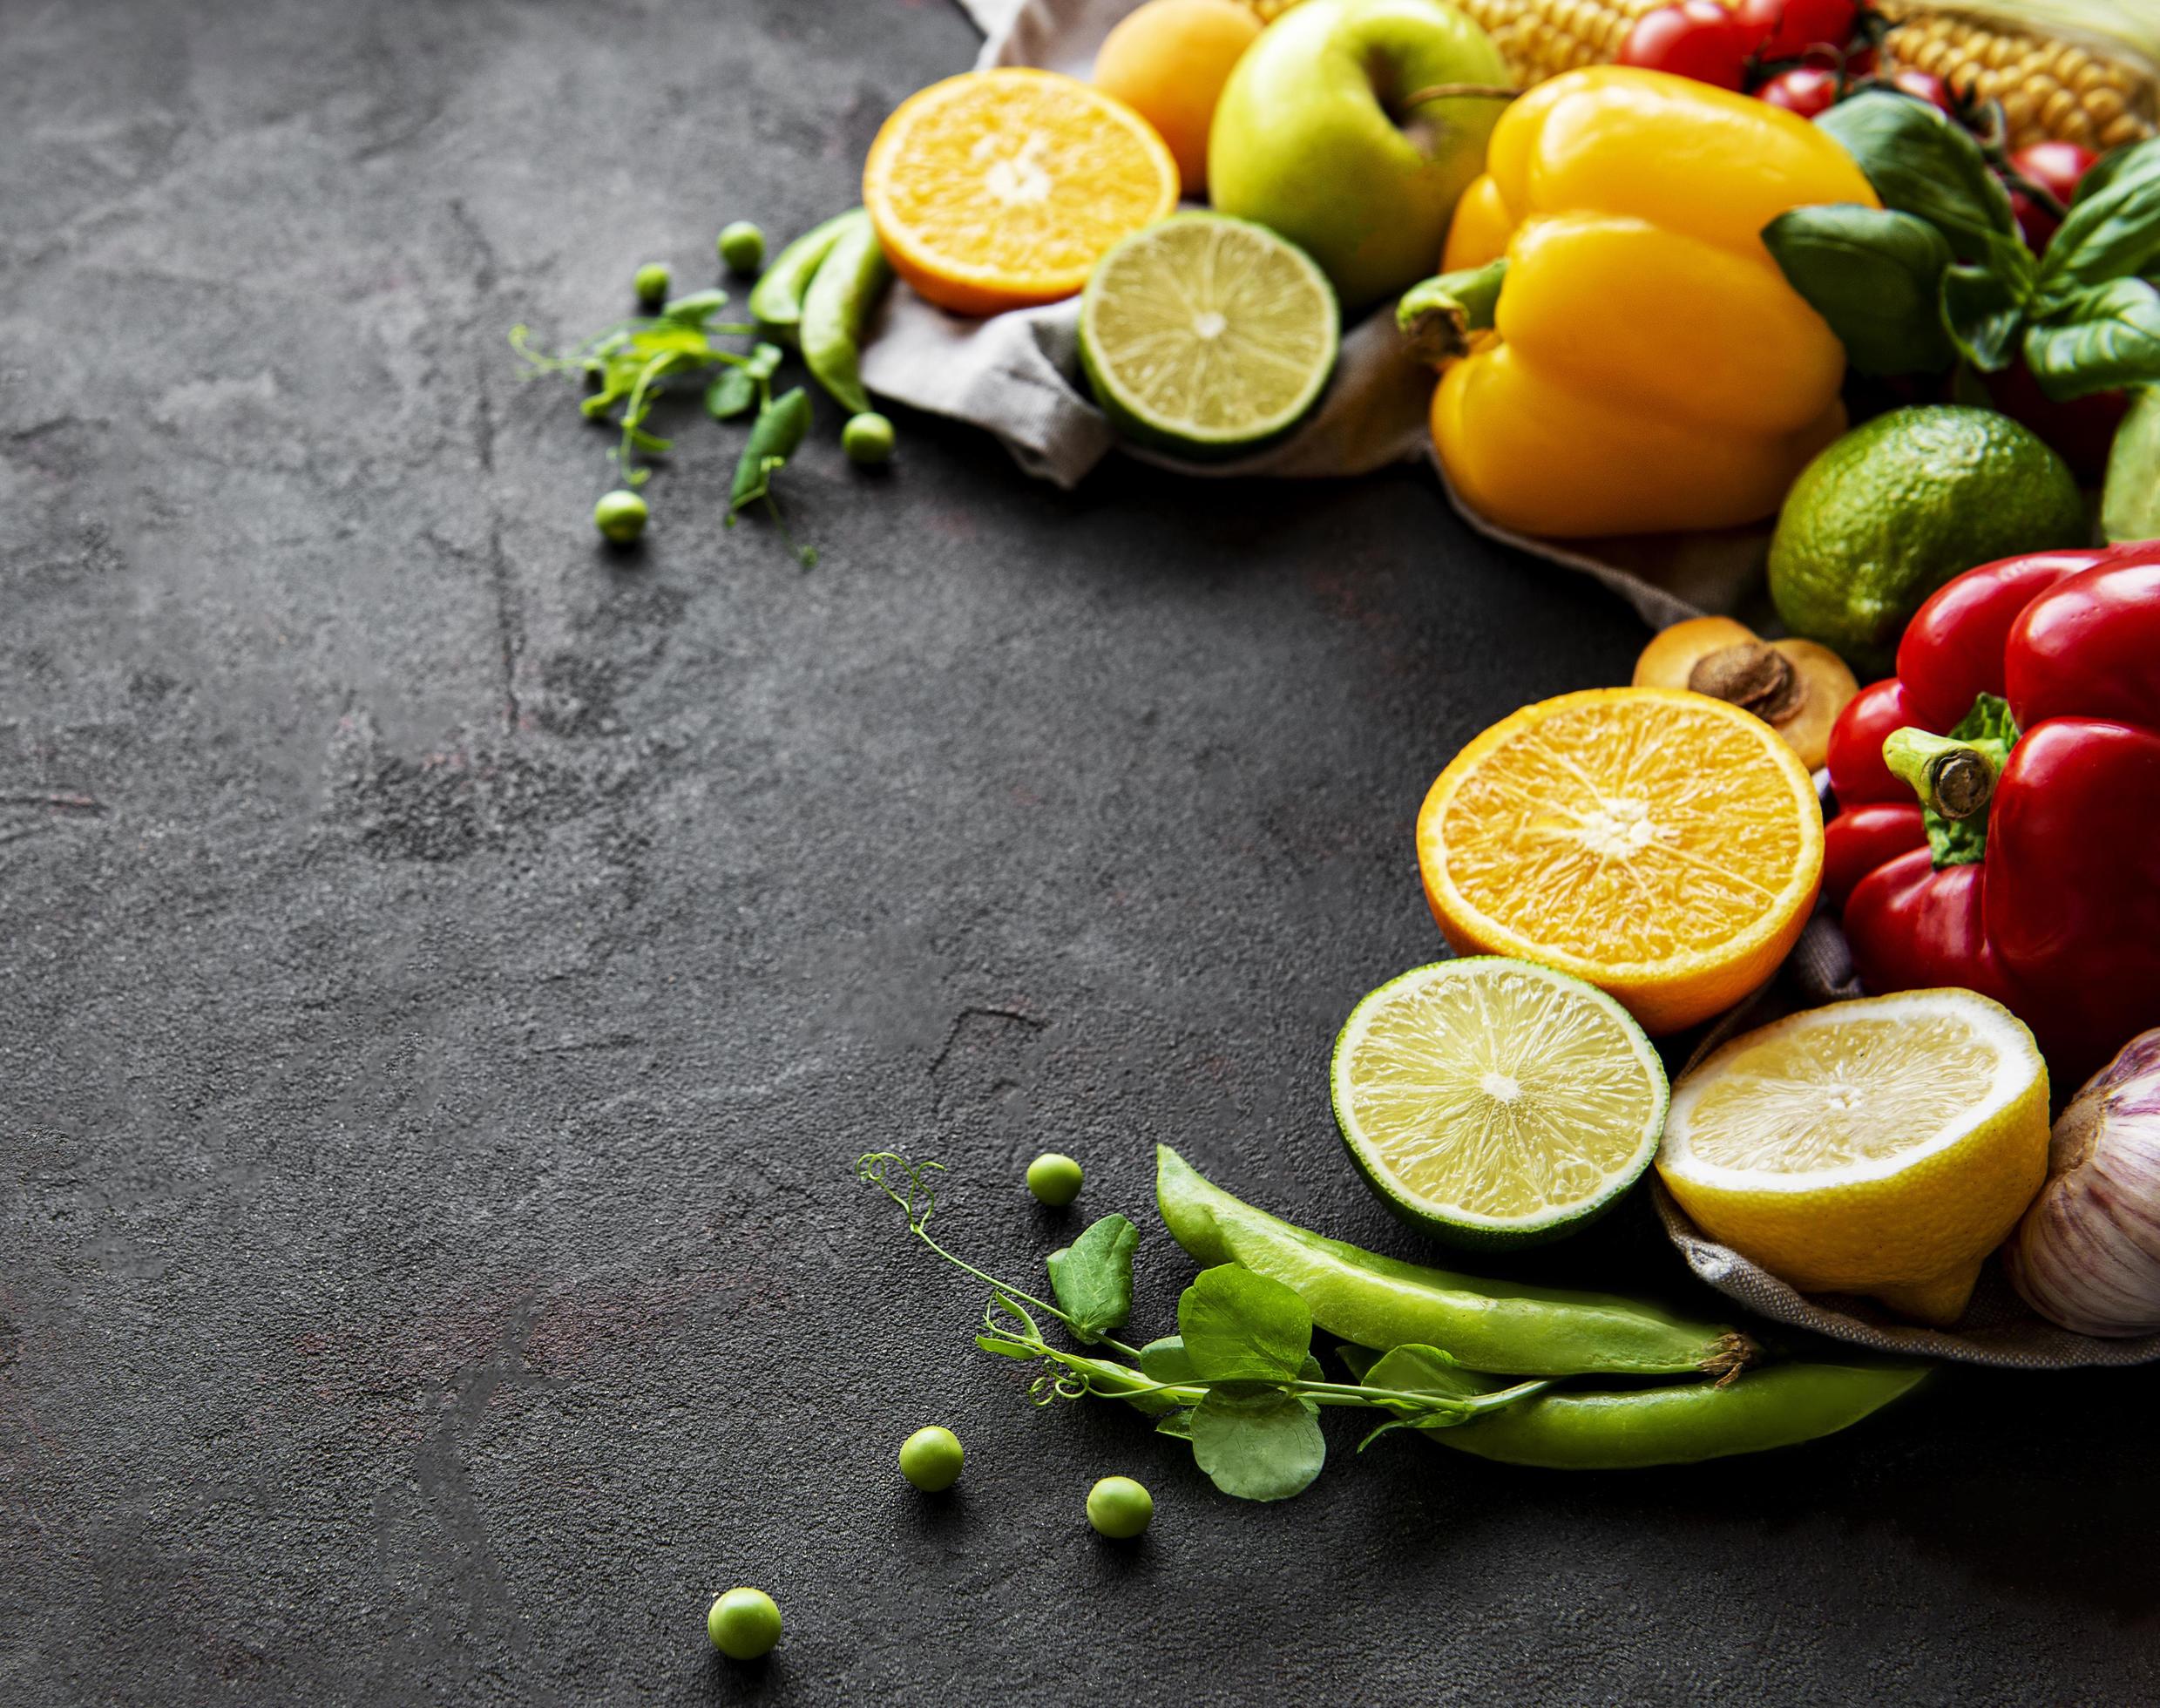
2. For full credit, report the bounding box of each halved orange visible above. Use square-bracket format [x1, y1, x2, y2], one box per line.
[863, 68, 1181, 317]
[1417, 688, 1824, 1035]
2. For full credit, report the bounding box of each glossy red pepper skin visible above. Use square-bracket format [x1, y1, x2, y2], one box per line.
[1824, 545, 2160, 1082]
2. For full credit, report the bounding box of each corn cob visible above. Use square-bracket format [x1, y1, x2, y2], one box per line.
[1237, 0, 2157, 152]
[1879, 3, 2155, 151]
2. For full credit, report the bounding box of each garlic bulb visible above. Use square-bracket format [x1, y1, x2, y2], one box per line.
[2008, 1030, 2160, 1337]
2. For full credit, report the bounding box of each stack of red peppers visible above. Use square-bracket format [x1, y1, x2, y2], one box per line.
[1824, 543, 2160, 1085]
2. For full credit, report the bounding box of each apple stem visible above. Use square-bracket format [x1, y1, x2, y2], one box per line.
[1400, 83, 1521, 109]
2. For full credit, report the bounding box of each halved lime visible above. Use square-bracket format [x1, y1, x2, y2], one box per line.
[1330, 958, 1669, 1248]
[1077, 213, 1337, 462]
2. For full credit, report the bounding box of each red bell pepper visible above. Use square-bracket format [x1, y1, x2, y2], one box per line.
[1823, 542, 2160, 1083]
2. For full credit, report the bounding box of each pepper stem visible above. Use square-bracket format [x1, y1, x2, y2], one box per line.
[1882, 728, 2005, 822]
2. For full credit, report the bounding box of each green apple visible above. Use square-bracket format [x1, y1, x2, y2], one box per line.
[1209, 0, 1509, 310]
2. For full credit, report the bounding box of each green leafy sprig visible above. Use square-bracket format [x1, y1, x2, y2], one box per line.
[1764, 93, 2160, 402]
[510, 291, 816, 563]
[857, 1153, 1548, 1501]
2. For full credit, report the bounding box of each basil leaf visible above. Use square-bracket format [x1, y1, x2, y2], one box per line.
[2025, 278, 2160, 402]
[1177, 1264, 1312, 1384]
[1815, 92, 2016, 265]
[1188, 1388, 1325, 1501]
[705, 365, 757, 420]
[1762, 205, 1955, 376]
[2102, 386, 2160, 545]
[2037, 137, 2160, 302]
[1942, 264, 2027, 371]
[1045, 1213, 1138, 1343]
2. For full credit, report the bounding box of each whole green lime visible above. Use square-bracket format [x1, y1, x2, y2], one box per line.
[1768, 406, 2087, 674]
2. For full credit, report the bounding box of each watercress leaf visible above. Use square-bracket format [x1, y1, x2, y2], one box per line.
[1814, 92, 2016, 264]
[2037, 138, 2160, 302]
[974, 1335, 1039, 1360]
[1046, 1214, 1138, 1343]
[1761, 205, 1956, 376]
[1941, 263, 2027, 371]
[2102, 386, 2160, 545]
[1155, 1408, 1197, 1441]
[706, 366, 757, 420]
[1177, 1264, 1312, 1384]
[1364, 1343, 1496, 1406]
[2025, 278, 2160, 402]
[658, 288, 729, 326]
[1357, 1416, 1419, 1453]
[1188, 1388, 1325, 1501]
[1138, 1335, 1199, 1385]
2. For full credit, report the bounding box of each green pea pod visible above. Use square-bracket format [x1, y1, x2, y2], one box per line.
[1430, 1360, 1931, 1469]
[730, 386, 812, 512]
[1156, 1146, 1757, 1379]
[748, 210, 860, 340]
[799, 209, 890, 418]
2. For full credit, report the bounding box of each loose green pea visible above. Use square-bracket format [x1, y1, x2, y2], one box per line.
[898, 1425, 964, 1492]
[719, 220, 766, 274]
[1086, 1475, 1152, 1540]
[634, 261, 670, 309]
[707, 1587, 781, 1660]
[592, 489, 648, 545]
[1027, 1151, 1083, 1207]
[842, 411, 897, 465]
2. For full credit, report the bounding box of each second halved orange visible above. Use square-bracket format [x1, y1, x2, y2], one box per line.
[863, 68, 1180, 316]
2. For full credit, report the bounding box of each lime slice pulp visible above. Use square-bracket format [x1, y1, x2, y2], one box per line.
[1331, 958, 1669, 1247]
[1078, 213, 1338, 461]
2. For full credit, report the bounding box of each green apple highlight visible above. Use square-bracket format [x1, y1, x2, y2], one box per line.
[1209, 0, 1510, 309]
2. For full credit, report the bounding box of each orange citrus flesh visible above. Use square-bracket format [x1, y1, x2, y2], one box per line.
[1416, 688, 1824, 1034]
[863, 68, 1181, 317]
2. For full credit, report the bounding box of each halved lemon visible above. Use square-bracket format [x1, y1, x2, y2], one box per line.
[1331, 958, 1669, 1247]
[863, 69, 1181, 317]
[1658, 989, 2049, 1325]
[1417, 688, 1824, 1035]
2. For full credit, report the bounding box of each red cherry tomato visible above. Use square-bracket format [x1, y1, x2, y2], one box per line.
[1619, 2, 1752, 90]
[2005, 140, 2099, 250]
[1757, 65, 1841, 118]
[1886, 68, 1953, 112]
[1734, 0, 1859, 61]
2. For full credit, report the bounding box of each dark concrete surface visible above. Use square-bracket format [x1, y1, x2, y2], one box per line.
[3, 2, 2158, 1703]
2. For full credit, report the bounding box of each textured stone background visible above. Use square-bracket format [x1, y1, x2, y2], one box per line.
[4, 2, 2157, 1702]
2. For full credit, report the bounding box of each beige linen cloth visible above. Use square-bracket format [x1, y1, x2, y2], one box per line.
[865, 0, 1771, 627]
[907, 1, 2157, 1366]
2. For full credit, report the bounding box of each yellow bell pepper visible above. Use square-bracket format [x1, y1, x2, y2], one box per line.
[1431, 67, 1879, 539]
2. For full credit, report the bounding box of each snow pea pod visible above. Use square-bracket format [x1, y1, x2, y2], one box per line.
[1156, 1146, 1757, 1379]
[799, 210, 891, 417]
[748, 210, 859, 340]
[1429, 1359, 1931, 1468]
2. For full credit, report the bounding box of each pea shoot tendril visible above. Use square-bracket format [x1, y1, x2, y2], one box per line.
[856, 1152, 1553, 1501]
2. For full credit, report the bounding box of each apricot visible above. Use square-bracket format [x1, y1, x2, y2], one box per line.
[1633, 616, 1857, 772]
[1093, 0, 1262, 194]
